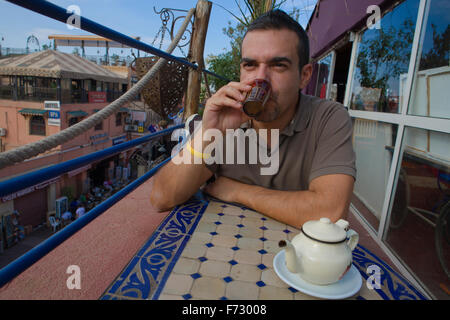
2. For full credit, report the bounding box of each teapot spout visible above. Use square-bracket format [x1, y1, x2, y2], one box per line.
[279, 240, 302, 274]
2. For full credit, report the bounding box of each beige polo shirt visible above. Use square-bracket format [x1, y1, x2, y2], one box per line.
[205, 93, 356, 191]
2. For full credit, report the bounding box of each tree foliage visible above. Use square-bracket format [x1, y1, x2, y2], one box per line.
[419, 24, 450, 70]
[356, 19, 414, 90]
[206, 0, 303, 91]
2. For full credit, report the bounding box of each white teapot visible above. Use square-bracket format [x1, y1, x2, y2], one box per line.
[279, 217, 359, 285]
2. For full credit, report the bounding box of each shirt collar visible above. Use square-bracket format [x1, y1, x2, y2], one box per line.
[280, 92, 312, 136]
[240, 92, 312, 135]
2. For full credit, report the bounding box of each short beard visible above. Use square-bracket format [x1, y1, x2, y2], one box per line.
[253, 92, 280, 122]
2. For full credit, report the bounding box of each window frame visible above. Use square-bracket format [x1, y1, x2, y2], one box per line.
[29, 115, 46, 136]
[336, 0, 448, 298]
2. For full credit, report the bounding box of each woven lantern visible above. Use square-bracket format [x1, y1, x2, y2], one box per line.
[135, 56, 189, 120]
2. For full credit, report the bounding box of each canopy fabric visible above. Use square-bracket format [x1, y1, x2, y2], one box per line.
[67, 110, 88, 117]
[0, 50, 127, 83]
[18, 108, 48, 116]
[306, 0, 394, 59]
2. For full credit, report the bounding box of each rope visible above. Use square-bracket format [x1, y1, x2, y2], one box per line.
[0, 8, 195, 170]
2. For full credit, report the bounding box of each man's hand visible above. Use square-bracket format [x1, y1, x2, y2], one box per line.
[203, 176, 242, 203]
[202, 82, 252, 133]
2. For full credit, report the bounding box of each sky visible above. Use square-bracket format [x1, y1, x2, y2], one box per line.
[0, 0, 317, 60]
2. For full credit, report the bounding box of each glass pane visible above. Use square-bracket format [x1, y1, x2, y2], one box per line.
[314, 53, 333, 99]
[351, 118, 398, 231]
[407, 0, 450, 119]
[349, 0, 420, 113]
[385, 127, 449, 299]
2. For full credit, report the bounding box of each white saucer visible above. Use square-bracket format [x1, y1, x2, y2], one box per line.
[273, 251, 362, 299]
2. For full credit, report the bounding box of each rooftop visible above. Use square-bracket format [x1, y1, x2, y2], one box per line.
[0, 50, 127, 83]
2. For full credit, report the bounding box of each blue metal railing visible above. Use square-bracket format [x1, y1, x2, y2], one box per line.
[0, 125, 183, 198]
[0, 0, 226, 289]
[5, 0, 230, 82]
[0, 125, 183, 287]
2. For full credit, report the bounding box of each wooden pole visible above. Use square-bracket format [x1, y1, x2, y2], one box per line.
[184, 0, 212, 120]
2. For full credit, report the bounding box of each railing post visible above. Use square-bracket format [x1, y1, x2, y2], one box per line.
[184, 0, 212, 120]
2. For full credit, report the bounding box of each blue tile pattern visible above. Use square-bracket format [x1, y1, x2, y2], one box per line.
[101, 195, 428, 300]
[352, 245, 427, 300]
[100, 198, 209, 300]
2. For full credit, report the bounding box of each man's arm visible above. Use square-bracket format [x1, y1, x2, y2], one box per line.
[204, 174, 354, 228]
[150, 82, 251, 212]
[150, 128, 213, 211]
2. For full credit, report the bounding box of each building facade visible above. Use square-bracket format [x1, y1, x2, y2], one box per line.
[305, 0, 449, 299]
[0, 50, 135, 230]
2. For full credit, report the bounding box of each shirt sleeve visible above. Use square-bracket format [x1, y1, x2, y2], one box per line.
[309, 105, 356, 183]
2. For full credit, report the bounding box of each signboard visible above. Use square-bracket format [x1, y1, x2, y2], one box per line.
[88, 91, 107, 103]
[90, 132, 109, 145]
[44, 100, 61, 126]
[112, 135, 127, 145]
[1, 176, 60, 203]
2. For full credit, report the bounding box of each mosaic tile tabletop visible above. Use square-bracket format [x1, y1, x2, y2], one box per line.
[101, 196, 427, 300]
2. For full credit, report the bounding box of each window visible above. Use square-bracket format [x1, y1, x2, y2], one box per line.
[93, 109, 103, 131]
[349, 0, 421, 113]
[385, 127, 449, 299]
[115, 113, 122, 126]
[314, 52, 335, 100]
[351, 118, 398, 232]
[69, 117, 79, 127]
[407, 0, 450, 119]
[29, 115, 46, 136]
[95, 121, 103, 131]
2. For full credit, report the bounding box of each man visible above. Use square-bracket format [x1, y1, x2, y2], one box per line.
[150, 10, 355, 229]
[75, 204, 86, 219]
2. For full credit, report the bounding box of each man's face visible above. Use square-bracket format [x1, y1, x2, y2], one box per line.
[240, 28, 302, 122]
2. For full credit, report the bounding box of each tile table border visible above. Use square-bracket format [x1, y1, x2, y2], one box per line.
[100, 194, 427, 300]
[100, 198, 209, 300]
[352, 244, 428, 300]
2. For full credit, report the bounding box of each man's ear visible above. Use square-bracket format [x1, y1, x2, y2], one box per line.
[299, 63, 313, 89]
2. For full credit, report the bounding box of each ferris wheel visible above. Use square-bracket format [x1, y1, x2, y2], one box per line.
[26, 35, 40, 53]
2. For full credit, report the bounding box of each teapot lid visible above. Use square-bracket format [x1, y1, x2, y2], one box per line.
[301, 218, 348, 243]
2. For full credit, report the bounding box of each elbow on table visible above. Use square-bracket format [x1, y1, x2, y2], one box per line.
[150, 188, 175, 212]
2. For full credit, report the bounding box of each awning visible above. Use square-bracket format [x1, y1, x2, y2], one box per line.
[18, 108, 48, 116]
[67, 110, 88, 117]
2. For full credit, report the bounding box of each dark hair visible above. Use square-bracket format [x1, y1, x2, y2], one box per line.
[243, 9, 310, 72]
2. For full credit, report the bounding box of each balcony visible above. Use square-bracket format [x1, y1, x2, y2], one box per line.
[0, 85, 124, 104]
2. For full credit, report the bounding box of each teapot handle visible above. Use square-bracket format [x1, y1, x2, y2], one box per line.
[346, 229, 359, 251]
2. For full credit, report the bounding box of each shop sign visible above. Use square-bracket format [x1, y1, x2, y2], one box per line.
[44, 101, 61, 126]
[112, 135, 127, 146]
[88, 91, 107, 103]
[90, 132, 109, 146]
[1, 176, 60, 203]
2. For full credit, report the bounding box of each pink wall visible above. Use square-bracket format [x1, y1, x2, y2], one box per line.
[60, 102, 129, 151]
[0, 99, 130, 179]
[0, 100, 60, 152]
